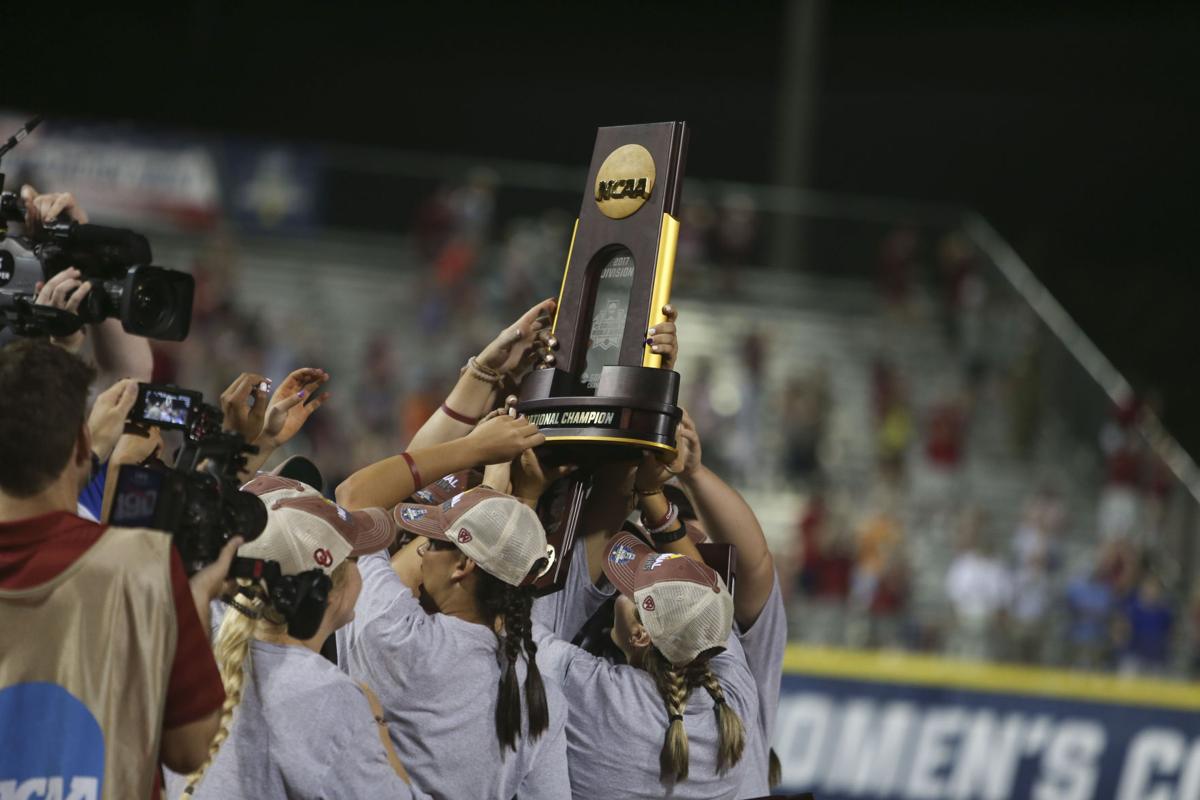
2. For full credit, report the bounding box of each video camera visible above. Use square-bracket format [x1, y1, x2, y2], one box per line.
[0, 117, 194, 341]
[110, 383, 267, 574]
[110, 382, 332, 639]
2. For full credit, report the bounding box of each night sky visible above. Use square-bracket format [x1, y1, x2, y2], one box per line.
[6, 0, 1199, 453]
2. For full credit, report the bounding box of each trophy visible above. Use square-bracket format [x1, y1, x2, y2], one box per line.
[519, 122, 689, 590]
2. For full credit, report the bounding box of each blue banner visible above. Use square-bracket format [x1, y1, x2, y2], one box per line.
[772, 647, 1200, 800]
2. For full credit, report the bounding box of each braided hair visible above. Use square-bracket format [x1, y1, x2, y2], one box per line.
[181, 561, 354, 797]
[474, 569, 548, 752]
[644, 646, 746, 785]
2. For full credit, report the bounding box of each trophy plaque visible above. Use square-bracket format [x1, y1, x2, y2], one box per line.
[519, 122, 688, 593]
[518, 121, 688, 457]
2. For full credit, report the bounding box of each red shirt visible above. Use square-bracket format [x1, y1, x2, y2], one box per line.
[0, 511, 225, 797]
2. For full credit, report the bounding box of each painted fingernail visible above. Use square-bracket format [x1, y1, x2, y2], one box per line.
[298, 391, 306, 398]
[647, 328, 656, 336]
[651, 345, 661, 352]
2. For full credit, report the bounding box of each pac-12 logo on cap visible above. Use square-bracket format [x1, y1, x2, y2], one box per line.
[609, 544, 636, 566]
[401, 506, 428, 522]
[457, 528, 473, 544]
[641, 596, 656, 612]
[313, 548, 333, 567]
[645, 553, 684, 571]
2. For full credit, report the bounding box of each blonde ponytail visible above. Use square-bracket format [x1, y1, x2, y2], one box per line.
[180, 581, 263, 797]
[181, 562, 354, 797]
[696, 666, 745, 774]
[644, 647, 748, 785]
[645, 648, 691, 784]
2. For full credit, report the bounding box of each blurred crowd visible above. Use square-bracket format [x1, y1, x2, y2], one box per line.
[138, 177, 1196, 680]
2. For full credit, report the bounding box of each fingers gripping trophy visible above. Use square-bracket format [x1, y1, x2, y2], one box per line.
[517, 122, 689, 590]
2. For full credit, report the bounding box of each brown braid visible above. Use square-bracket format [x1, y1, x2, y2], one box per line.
[475, 569, 548, 752]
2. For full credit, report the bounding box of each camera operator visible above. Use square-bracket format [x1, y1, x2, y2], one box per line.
[0, 185, 154, 383]
[0, 340, 239, 797]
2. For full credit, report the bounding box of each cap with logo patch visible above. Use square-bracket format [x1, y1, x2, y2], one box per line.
[238, 474, 395, 576]
[603, 533, 734, 666]
[393, 486, 552, 588]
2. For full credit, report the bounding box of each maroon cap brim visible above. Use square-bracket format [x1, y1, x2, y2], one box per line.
[393, 502, 452, 541]
[602, 533, 656, 599]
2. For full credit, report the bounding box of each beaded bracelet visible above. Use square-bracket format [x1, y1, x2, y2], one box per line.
[465, 356, 502, 385]
[643, 501, 679, 535]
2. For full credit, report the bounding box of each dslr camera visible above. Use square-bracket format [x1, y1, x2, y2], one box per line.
[0, 117, 194, 341]
[110, 384, 267, 574]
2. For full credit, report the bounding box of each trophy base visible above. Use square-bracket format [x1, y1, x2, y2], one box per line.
[516, 365, 681, 461]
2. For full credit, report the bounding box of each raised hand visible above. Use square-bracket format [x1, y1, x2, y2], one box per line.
[88, 379, 139, 461]
[477, 297, 556, 378]
[466, 414, 545, 465]
[219, 372, 272, 442]
[20, 184, 89, 231]
[33, 268, 93, 352]
[676, 408, 702, 477]
[510, 448, 575, 506]
[257, 368, 330, 449]
[646, 304, 679, 370]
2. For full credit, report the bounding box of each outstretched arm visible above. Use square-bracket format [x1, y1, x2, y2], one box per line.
[336, 414, 544, 510]
[407, 298, 555, 450]
[675, 410, 776, 629]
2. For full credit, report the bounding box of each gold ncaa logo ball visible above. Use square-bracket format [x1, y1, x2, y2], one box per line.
[594, 144, 656, 220]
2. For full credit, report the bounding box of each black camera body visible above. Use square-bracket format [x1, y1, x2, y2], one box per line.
[0, 203, 195, 341]
[110, 388, 267, 575]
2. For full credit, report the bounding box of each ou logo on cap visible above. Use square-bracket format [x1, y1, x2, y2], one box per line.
[457, 528, 473, 544]
[641, 596, 656, 612]
[313, 548, 333, 567]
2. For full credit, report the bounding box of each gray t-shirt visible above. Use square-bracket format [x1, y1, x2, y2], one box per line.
[532, 539, 614, 640]
[534, 625, 763, 800]
[163, 640, 413, 800]
[342, 551, 571, 800]
[734, 573, 787, 794]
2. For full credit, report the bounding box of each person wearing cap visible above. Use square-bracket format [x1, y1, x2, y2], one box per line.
[637, 410, 788, 792]
[165, 475, 413, 799]
[341, 486, 570, 800]
[533, 528, 759, 799]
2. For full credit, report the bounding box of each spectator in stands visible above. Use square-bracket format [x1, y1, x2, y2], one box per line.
[1097, 393, 1145, 540]
[1008, 487, 1065, 662]
[872, 358, 913, 483]
[782, 366, 829, 484]
[848, 488, 904, 646]
[944, 509, 1012, 661]
[1065, 550, 1120, 671]
[1115, 575, 1174, 676]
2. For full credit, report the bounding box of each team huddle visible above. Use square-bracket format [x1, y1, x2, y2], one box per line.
[159, 297, 786, 799]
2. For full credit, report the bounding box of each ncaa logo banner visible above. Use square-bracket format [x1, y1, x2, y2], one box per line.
[773, 647, 1200, 800]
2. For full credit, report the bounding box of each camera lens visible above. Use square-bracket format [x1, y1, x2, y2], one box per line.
[119, 266, 194, 341]
[130, 275, 174, 332]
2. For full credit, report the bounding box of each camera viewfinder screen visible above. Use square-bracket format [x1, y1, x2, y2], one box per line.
[143, 390, 192, 427]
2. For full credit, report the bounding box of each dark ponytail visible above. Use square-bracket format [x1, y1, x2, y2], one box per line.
[475, 570, 548, 752]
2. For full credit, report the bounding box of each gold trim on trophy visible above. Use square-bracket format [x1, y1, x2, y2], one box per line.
[642, 212, 680, 368]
